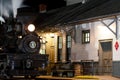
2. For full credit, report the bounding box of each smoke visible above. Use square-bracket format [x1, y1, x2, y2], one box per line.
[12, 0, 25, 18]
[0, 0, 25, 18]
[0, 16, 5, 22]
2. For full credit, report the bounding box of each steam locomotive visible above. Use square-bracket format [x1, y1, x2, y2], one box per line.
[0, 18, 48, 78]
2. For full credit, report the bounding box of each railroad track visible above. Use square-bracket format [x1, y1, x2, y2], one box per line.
[0, 76, 37, 80]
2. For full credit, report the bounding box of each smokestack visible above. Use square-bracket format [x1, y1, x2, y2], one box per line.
[39, 4, 47, 13]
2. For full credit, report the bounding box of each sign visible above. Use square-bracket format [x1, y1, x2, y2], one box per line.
[115, 41, 119, 50]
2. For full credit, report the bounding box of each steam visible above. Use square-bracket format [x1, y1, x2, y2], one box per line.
[12, 0, 24, 18]
[0, 16, 5, 22]
[0, 0, 24, 18]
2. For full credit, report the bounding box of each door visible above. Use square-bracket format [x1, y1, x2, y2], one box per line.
[99, 40, 112, 75]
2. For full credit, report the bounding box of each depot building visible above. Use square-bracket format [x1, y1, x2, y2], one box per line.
[17, 0, 120, 78]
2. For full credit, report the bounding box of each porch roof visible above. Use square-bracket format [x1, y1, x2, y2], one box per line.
[34, 0, 120, 29]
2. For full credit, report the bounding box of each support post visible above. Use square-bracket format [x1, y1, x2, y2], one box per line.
[115, 16, 119, 39]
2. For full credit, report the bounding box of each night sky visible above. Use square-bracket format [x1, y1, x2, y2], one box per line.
[23, 0, 66, 10]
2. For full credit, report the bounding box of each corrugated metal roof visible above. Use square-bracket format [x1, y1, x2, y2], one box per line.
[72, 0, 120, 23]
[34, 0, 120, 29]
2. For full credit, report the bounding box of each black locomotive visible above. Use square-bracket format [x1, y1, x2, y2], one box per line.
[0, 18, 48, 78]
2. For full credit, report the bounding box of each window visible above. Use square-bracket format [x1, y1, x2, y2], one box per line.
[67, 36, 71, 48]
[40, 38, 46, 54]
[66, 35, 71, 61]
[57, 36, 62, 62]
[82, 30, 90, 43]
[100, 41, 112, 52]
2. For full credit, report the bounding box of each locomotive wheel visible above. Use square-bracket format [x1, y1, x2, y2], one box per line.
[0, 64, 11, 79]
[18, 34, 40, 53]
[0, 70, 12, 79]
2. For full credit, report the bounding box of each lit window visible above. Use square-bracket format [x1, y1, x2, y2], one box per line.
[40, 38, 46, 54]
[66, 35, 71, 61]
[82, 30, 90, 44]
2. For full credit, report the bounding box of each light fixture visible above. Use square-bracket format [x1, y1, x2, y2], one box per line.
[50, 33, 55, 38]
[28, 24, 35, 32]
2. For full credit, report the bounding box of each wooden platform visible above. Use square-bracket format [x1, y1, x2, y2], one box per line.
[37, 76, 74, 80]
[2, 75, 119, 80]
[37, 76, 99, 80]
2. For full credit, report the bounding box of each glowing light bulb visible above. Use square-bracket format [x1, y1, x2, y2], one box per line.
[28, 24, 35, 32]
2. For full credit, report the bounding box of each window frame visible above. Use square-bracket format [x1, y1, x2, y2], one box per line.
[66, 35, 72, 61]
[82, 30, 90, 44]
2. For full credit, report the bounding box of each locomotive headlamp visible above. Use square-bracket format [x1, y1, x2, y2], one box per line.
[28, 24, 35, 32]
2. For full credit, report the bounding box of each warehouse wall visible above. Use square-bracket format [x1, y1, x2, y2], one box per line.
[71, 20, 115, 61]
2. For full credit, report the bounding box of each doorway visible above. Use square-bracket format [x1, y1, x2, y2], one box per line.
[98, 39, 112, 75]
